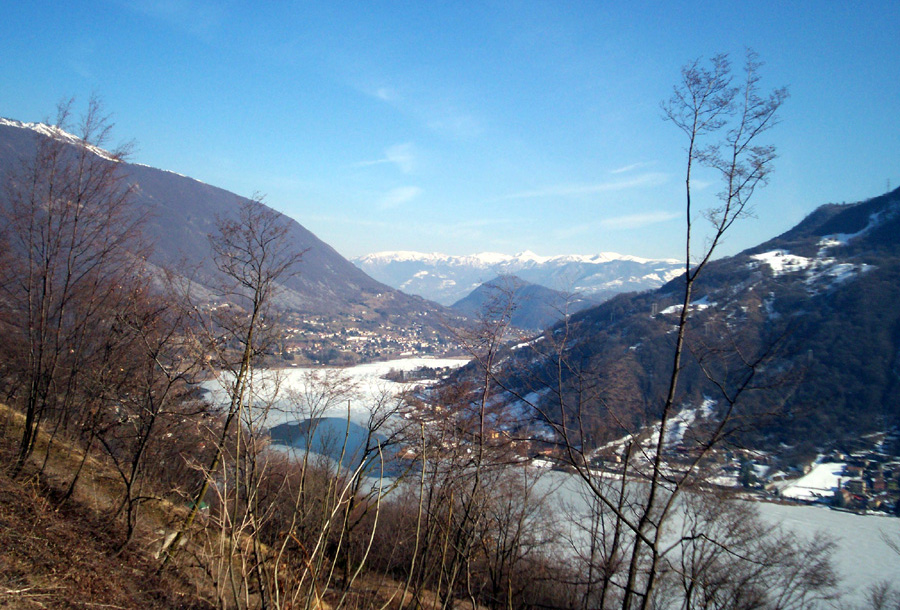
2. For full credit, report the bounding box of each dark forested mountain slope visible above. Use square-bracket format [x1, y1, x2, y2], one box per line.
[477, 188, 900, 455]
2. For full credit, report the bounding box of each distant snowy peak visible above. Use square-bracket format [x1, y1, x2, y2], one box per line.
[358, 250, 679, 267]
[357, 251, 520, 267]
[1, 117, 209, 184]
[0, 117, 119, 162]
[353, 250, 684, 306]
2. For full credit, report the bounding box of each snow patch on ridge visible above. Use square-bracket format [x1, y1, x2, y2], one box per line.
[1, 116, 203, 183]
[0, 117, 119, 162]
[750, 250, 812, 276]
[595, 398, 716, 459]
[817, 199, 900, 254]
[658, 296, 715, 316]
[750, 248, 872, 290]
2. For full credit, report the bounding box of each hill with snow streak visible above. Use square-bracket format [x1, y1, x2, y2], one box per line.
[353, 250, 683, 305]
[449, 187, 900, 461]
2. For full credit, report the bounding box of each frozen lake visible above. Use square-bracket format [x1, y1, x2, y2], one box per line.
[203, 358, 900, 606]
[201, 356, 471, 429]
[535, 471, 900, 608]
[755, 501, 900, 607]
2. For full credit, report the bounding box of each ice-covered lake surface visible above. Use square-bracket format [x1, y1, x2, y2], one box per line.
[537, 472, 900, 608]
[200, 356, 471, 429]
[754, 502, 900, 607]
[203, 358, 899, 606]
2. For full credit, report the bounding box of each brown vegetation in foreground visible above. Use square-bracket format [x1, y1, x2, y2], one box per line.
[0, 405, 211, 609]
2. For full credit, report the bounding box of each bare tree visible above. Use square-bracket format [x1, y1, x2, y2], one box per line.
[160, 197, 302, 588]
[866, 533, 900, 609]
[658, 491, 838, 609]
[492, 50, 806, 610]
[616, 50, 790, 608]
[0, 96, 144, 474]
[90, 281, 209, 547]
[380, 283, 568, 610]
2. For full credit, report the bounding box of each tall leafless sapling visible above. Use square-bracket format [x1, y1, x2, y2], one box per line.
[160, 197, 302, 591]
[507, 50, 802, 609]
[0, 97, 144, 474]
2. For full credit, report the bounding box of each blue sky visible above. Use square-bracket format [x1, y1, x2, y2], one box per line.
[2, 2, 897, 261]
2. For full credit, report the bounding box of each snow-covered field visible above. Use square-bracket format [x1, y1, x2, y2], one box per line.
[775, 461, 845, 501]
[750, 248, 871, 289]
[751, 249, 813, 275]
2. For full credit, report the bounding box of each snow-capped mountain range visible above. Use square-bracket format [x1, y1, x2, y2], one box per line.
[352, 250, 684, 306]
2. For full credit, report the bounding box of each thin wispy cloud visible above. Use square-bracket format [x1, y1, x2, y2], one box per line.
[499, 172, 668, 201]
[304, 214, 515, 233]
[126, 0, 225, 41]
[65, 35, 98, 79]
[610, 161, 656, 174]
[67, 58, 94, 79]
[355, 143, 416, 173]
[380, 185, 422, 209]
[553, 210, 680, 240]
[426, 111, 482, 140]
[375, 87, 396, 102]
[362, 79, 483, 140]
[449, 218, 512, 229]
[552, 224, 593, 240]
[600, 210, 680, 229]
[302, 214, 392, 229]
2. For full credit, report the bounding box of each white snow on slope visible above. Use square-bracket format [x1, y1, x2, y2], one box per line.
[594, 398, 716, 459]
[750, 249, 872, 290]
[1, 116, 205, 183]
[775, 462, 845, 501]
[658, 296, 715, 316]
[817, 199, 900, 252]
[0, 117, 119, 162]
[750, 250, 813, 276]
[661, 398, 715, 449]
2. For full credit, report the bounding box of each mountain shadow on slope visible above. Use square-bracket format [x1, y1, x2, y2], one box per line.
[0, 118, 459, 334]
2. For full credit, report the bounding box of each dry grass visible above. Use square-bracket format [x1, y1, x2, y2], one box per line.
[0, 404, 212, 609]
[0, 404, 482, 610]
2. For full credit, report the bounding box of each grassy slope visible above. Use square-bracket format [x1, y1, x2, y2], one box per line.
[0, 405, 213, 609]
[0, 404, 462, 610]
